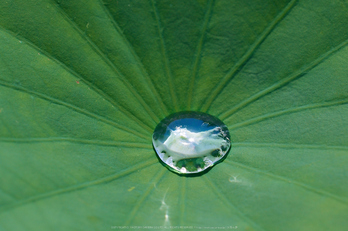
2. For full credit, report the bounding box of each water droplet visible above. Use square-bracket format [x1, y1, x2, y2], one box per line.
[152, 111, 231, 174]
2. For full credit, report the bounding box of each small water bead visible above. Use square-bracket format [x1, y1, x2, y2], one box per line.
[152, 111, 231, 174]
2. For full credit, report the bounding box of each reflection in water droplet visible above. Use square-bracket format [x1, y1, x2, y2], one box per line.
[152, 111, 231, 174]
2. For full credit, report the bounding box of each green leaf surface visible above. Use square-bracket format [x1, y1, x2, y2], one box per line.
[0, 0, 347, 230]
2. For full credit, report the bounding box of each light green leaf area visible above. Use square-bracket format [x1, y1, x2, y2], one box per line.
[0, 0, 347, 230]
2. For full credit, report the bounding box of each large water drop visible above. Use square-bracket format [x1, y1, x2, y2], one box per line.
[152, 111, 231, 174]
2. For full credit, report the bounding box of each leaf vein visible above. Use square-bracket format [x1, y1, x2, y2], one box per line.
[179, 177, 187, 225]
[232, 142, 348, 151]
[97, 0, 169, 117]
[0, 26, 154, 134]
[224, 159, 348, 205]
[52, 1, 160, 126]
[0, 158, 158, 214]
[228, 98, 348, 130]
[0, 80, 149, 140]
[219, 39, 348, 120]
[187, 0, 214, 110]
[151, 0, 179, 111]
[200, 0, 298, 112]
[124, 167, 167, 226]
[0, 137, 152, 149]
[203, 176, 265, 231]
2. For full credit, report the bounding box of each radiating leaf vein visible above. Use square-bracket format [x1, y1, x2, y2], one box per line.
[179, 177, 187, 226]
[224, 159, 348, 205]
[52, 2, 160, 127]
[219, 39, 348, 120]
[0, 80, 149, 140]
[151, 0, 179, 111]
[97, 0, 169, 117]
[0, 26, 155, 134]
[203, 175, 265, 231]
[0, 137, 152, 149]
[187, 0, 214, 110]
[232, 142, 348, 151]
[200, 0, 298, 113]
[0, 158, 158, 214]
[228, 99, 348, 130]
[124, 167, 167, 226]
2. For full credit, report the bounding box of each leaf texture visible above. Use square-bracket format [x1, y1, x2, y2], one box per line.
[0, 0, 347, 230]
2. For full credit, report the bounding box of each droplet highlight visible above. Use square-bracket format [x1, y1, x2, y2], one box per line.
[152, 111, 231, 174]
